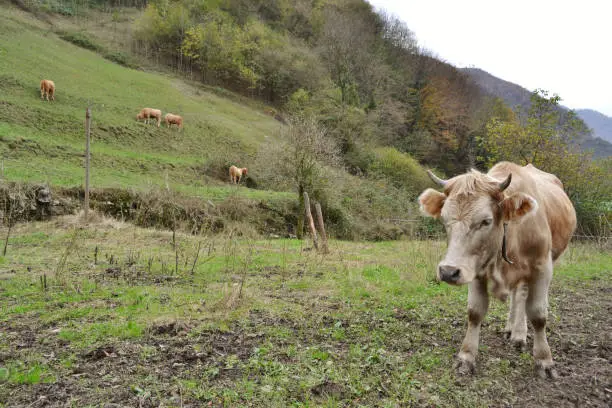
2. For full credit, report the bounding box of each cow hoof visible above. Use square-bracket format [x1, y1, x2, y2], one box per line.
[535, 361, 558, 380]
[454, 358, 475, 376]
[511, 338, 527, 351]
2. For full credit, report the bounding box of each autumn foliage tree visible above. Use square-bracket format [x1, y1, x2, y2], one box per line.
[479, 89, 609, 234]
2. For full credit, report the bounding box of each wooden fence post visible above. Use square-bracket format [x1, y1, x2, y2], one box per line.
[314, 202, 329, 254]
[303, 192, 318, 250]
[84, 107, 91, 222]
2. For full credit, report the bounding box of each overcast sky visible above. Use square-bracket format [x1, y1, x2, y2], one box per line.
[368, 0, 612, 116]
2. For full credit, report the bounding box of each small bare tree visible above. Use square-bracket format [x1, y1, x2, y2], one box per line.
[256, 116, 340, 238]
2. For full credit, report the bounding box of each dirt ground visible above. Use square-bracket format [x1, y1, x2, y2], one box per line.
[479, 276, 611, 407]
[1, 272, 610, 408]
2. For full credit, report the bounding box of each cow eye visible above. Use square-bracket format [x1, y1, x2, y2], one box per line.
[480, 219, 492, 228]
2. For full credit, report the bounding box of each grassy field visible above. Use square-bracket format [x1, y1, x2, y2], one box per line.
[0, 215, 610, 407]
[0, 6, 287, 203]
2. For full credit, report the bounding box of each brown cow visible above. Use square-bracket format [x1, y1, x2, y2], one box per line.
[40, 79, 55, 101]
[229, 165, 247, 184]
[136, 108, 162, 127]
[164, 113, 183, 131]
[418, 162, 576, 378]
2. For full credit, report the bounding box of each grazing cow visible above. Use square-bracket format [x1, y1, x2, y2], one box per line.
[136, 108, 162, 127]
[164, 113, 183, 131]
[418, 162, 576, 378]
[229, 165, 247, 184]
[40, 79, 55, 101]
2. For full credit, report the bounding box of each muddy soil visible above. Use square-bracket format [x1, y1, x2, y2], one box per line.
[1, 278, 610, 407]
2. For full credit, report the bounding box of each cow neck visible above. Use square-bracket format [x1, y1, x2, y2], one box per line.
[501, 222, 513, 264]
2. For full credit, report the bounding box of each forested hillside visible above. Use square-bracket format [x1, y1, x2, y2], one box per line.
[462, 67, 612, 158]
[2, 0, 610, 236]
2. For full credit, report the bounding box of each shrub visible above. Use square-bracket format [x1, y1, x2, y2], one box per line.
[103, 51, 138, 69]
[59, 31, 101, 52]
[369, 147, 433, 197]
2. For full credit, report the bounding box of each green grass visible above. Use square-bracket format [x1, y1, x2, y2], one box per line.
[0, 6, 285, 203]
[0, 218, 610, 406]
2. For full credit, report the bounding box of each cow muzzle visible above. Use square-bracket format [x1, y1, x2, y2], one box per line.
[438, 264, 462, 284]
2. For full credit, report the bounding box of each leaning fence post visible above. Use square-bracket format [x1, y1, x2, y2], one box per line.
[303, 192, 318, 250]
[84, 107, 91, 222]
[314, 202, 329, 254]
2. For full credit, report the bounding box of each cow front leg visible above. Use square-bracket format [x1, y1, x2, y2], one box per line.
[527, 254, 556, 379]
[504, 281, 528, 350]
[457, 277, 489, 375]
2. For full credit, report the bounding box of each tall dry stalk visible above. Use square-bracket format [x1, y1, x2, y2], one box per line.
[55, 227, 81, 286]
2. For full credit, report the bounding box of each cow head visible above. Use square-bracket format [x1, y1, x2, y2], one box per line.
[242, 168, 248, 176]
[418, 169, 538, 285]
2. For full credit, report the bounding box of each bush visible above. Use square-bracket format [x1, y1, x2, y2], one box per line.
[369, 147, 433, 197]
[59, 31, 101, 52]
[103, 51, 138, 69]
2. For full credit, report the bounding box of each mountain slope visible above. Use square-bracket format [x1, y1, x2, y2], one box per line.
[0, 5, 286, 201]
[576, 109, 612, 144]
[462, 68, 612, 157]
[460, 68, 531, 108]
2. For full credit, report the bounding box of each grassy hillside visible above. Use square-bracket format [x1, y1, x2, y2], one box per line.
[0, 6, 287, 202]
[0, 5, 436, 240]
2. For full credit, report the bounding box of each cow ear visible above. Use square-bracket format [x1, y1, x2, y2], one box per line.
[418, 189, 446, 218]
[501, 193, 538, 222]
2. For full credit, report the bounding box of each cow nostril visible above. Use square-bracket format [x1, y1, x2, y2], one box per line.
[439, 265, 461, 283]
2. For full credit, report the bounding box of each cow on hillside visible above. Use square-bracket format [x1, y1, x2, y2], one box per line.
[229, 166, 247, 184]
[40, 79, 55, 101]
[418, 162, 576, 379]
[164, 113, 183, 131]
[136, 108, 162, 127]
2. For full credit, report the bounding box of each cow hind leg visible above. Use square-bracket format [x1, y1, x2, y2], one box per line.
[503, 287, 515, 337]
[456, 277, 489, 375]
[527, 254, 557, 379]
[504, 281, 528, 350]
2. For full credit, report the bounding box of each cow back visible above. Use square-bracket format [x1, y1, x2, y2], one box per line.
[489, 162, 576, 262]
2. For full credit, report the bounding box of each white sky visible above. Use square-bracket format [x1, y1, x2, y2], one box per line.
[368, 0, 612, 116]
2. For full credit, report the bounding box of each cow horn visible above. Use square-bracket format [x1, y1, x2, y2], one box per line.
[499, 173, 512, 192]
[427, 170, 447, 187]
